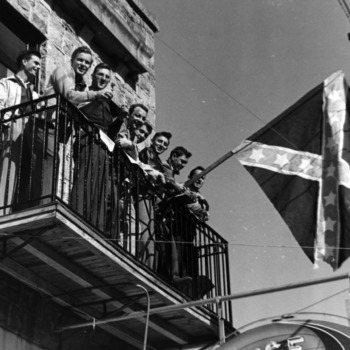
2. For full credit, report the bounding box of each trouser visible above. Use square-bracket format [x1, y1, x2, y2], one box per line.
[14, 120, 56, 210]
[70, 137, 117, 235]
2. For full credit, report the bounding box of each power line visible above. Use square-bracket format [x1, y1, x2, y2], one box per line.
[155, 34, 349, 189]
[3, 232, 350, 251]
[337, 0, 350, 22]
[294, 288, 348, 313]
[155, 35, 262, 126]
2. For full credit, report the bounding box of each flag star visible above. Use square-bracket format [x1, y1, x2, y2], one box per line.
[299, 158, 313, 173]
[249, 148, 265, 162]
[323, 245, 337, 266]
[324, 191, 336, 206]
[327, 89, 342, 102]
[328, 119, 340, 129]
[273, 153, 289, 169]
[326, 163, 336, 178]
[326, 137, 338, 154]
[325, 217, 336, 231]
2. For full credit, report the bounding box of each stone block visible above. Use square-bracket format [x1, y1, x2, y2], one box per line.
[32, 12, 48, 35]
[35, 0, 51, 17]
[17, 0, 30, 17]
[48, 23, 64, 49]
[62, 38, 76, 58]
[137, 74, 151, 96]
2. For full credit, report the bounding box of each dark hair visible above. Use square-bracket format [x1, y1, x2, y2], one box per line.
[129, 103, 149, 115]
[71, 46, 93, 64]
[93, 62, 111, 75]
[152, 131, 172, 142]
[170, 146, 192, 159]
[16, 50, 41, 68]
[188, 166, 205, 179]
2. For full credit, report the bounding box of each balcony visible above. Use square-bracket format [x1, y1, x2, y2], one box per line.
[0, 95, 234, 349]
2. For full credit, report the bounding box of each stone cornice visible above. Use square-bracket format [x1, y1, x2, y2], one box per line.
[125, 0, 159, 33]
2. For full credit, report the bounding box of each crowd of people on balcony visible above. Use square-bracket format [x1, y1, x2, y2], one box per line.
[0, 46, 211, 296]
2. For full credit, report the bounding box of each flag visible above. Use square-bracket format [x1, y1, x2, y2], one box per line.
[235, 71, 350, 270]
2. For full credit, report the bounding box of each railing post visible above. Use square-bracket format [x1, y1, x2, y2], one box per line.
[114, 150, 121, 241]
[135, 168, 140, 258]
[217, 299, 225, 344]
[137, 284, 150, 350]
[224, 242, 233, 324]
[51, 94, 61, 202]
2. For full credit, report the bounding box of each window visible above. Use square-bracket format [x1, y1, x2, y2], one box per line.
[0, 1, 45, 85]
[0, 21, 26, 74]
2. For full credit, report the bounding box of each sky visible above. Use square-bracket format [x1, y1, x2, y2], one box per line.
[141, 0, 350, 331]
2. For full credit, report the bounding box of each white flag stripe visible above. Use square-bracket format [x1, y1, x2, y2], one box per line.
[236, 141, 322, 181]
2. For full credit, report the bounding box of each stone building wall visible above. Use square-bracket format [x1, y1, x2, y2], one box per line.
[4, 0, 158, 125]
[1, 0, 159, 202]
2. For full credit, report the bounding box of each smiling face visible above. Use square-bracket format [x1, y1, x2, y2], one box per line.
[152, 135, 169, 155]
[171, 154, 189, 173]
[71, 52, 92, 78]
[129, 106, 147, 130]
[22, 54, 41, 79]
[91, 67, 111, 91]
[190, 169, 205, 191]
[136, 124, 151, 143]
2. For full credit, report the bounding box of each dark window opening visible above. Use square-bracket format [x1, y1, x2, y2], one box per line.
[0, 21, 26, 74]
[0, 1, 46, 89]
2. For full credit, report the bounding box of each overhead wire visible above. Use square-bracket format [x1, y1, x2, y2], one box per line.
[294, 288, 348, 313]
[154, 33, 348, 188]
[3, 231, 350, 251]
[337, 0, 350, 22]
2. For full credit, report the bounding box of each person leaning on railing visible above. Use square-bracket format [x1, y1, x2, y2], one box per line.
[70, 62, 121, 235]
[185, 166, 209, 222]
[182, 166, 212, 298]
[114, 103, 149, 160]
[159, 162, 211, 297]
[20, 46, 113, 208]
[0, 50, 41, 215]
[113, 109, 169, 264]
[112, 106, 151, 254]
[139, 131, 172, 173]
[137, 130, 172, 268]
[44, 46, 114, 106]
[156, 146, 194, 287]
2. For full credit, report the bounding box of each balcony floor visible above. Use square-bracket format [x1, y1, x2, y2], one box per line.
[0, 202, 234, 349]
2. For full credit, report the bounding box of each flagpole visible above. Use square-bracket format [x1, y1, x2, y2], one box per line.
[184, 142, 250, 188]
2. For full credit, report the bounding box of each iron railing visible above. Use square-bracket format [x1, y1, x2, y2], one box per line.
[0, 94, 232, 323]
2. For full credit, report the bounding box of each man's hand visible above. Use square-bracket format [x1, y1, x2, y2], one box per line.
[197, 195, 209, 211]
[115, 134, 132, 149]
[172, 182, 186, 194]
[146, 169, 166, 185]
[95, 86, 113, 100]
[119, 104, 129, 119]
